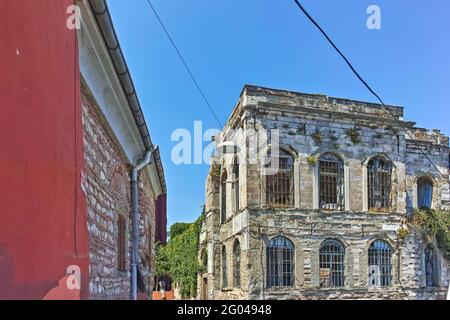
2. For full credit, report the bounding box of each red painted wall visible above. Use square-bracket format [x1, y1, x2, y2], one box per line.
[0, 0, 89, 299]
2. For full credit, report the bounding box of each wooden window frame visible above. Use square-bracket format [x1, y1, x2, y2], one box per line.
[117, 215, 127, 272]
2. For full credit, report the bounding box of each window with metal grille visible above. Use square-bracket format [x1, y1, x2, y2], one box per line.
[222, 246, 228, 288]
[319, 239, 345, 288]
[232, 156, 240, 213]
[265, 149, 294, 207]
[266, 237, 294, 288]
[233, 240, 241, 288]
[425, 245, 437, 287]
[368, 156, 392, 210]
[417, 177, 433, 209]
[319, 154, 344, 210]
[221, 170, 227, 224]
[368, 240, 392, 287]
[117, 215, 126, 271]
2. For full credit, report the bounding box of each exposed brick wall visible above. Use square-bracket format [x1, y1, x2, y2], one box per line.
[81, 81, 156, 300]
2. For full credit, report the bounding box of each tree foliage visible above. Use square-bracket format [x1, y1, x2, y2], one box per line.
[155, 215, 204, 299]
[413, 208, 450, 260]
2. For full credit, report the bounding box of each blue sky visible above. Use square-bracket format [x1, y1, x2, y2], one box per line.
[107, 0, 450, 228]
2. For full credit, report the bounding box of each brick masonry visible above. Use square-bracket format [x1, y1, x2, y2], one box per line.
[81, 81, 156, 300]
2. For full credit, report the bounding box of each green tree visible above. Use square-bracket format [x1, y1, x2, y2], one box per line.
[413, 208, 450, 260]
[155, 214, 204, 299]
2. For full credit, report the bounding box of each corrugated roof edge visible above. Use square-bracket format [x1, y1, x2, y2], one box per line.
[88, 0, 166, 194]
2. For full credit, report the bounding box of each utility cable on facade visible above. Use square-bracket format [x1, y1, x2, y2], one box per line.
[292, 0, 444, 179]
[144, 0, 224, 129]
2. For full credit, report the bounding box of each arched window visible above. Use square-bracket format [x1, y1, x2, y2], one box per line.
[417, 177, 433, 209]
[232, 156, 240, 213]
[368, 156, 392, 210]
[220, 169, 227, 224]
[265, 149, 294, 207]
[319, 239, 345, 288]
[319, 154, 344, 210]
[368, 240, 392, 287]
[233, 240, 241, 288]
[425, 245, 437, 287]
[222, 246, 227, 288]
[266, 236, 294, 288]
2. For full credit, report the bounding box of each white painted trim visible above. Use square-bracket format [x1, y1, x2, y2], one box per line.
[312, 165, 319, 210]
[362, 165, 368, 212]
[78, 1, 145, 163]
[344, 165, 350, 211]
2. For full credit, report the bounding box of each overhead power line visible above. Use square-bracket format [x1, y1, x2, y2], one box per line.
[292, 0, 443, 178]
[145, 0, 224, 129]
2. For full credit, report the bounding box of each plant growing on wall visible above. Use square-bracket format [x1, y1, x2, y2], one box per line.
[397, 227, 409, 240]
[311, 130, 322, 144]
[346, 128, 362, 144]
[210, 164, 221, 177]
[155, 214, 205, 299]
[413, 208, 450, 260]
[307, 155, 318, 166]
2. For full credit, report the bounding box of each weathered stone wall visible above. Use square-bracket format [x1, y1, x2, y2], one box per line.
[199, 86, 450, 300]
[81, 82, 156, 300]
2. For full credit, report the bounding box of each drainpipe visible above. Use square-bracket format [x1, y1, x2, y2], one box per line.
[130, 148, 155, 300]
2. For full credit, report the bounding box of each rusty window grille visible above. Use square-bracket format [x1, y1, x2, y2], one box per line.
[221, 170, 227, 224]
[265, 149, 294, 207]
[368, 156, 392, 210]
[319, 154, 344, 210]
[232, 156, 240, 213]
[425, 245, 437, 287]
[368, 240, 392, 287]
[266, 237, 294, 288]
[222, 245, 228, 288]
[233, 240, 241, 288]
[417, 176, 433, 209]
[117, 215, 126, 271]
[319, 239, 345, 288]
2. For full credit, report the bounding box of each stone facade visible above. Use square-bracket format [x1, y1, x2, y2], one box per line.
[81, 82, 156, 299]
[198, 85, 450, 300]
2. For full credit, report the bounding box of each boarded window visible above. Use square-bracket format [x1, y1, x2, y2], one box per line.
[417, 177, 433, 209]
[222, 246, 228, 288]
[368, 240, 392, 287]
[117, 215, 126, 271]
[233, 240, 241, 288]
[368, 156, 392, 210]
[425, 245, 437, 287]
[232, 157, 240, 213]
[266, 237, 294, 288]
[319, 239, 345, 288]
[265, 149, 294, 207]
[221, 170, 227, 224]
[319, 154, 344, 210]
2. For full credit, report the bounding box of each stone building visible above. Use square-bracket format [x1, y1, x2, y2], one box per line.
[198, 85, 449, 300]
[79, 0, 167, 299]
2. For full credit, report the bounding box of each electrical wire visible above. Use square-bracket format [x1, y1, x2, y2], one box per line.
[144, 0, 224, 129]
[292, 0, 444, 178]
